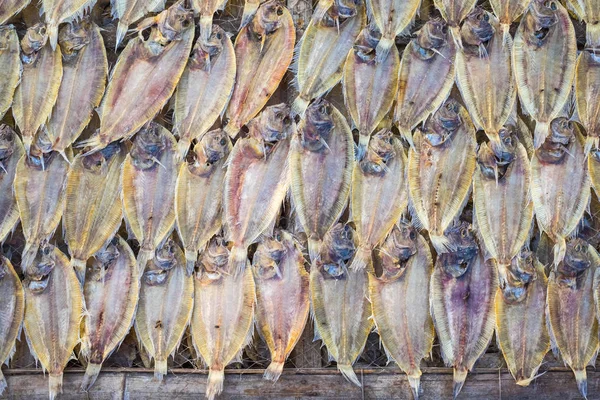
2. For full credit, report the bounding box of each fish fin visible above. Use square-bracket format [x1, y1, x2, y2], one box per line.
[553, 237, 567, 267]
[70, 258, 87, 286]
[48, 374, 63, 400]
[154, 359, 167, 381]
[228, 246, 248, 276]
[264, 361, 284, 382]
[206, 368, 225, 400]
[81, 362, 103, 392]
[348, 246, 371, 271]
[429, 234, 452, 253]
[200, 16, 213, 43]
[337, 364, 361, 387]
[375, 37, 395, 64]
[574, 369, 588, 399]
[533, 121, 550, 149]
[291, 96, 310, 117]
[453, 367, 468, 399]
[407, 374, 421, 400]
[137, 249, 153, 275]
[76, 135, 105, 156]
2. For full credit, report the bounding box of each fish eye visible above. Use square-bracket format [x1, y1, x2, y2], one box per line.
[483, 13, 489, 22]
[42, 246, 50, 256]
[550, 1, 557, 10]
[182, 19, 191, 28]
[275, 233, 282, 241]
[216, 32, 222, 40]
[283, 116, 291, 125]
[409, 231, 416, 240]
[575, 244, 582, 252]
[460, 228, 468, 238]
[219, 138, 226, 146]
[276, 6, 283, 15]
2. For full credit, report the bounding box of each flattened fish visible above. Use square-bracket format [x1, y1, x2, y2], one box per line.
[45, 18, 107, 158]
[408, 99, 476, 252]
[343, 27, 399, 157]
[350, 130, 407, 270]
[0, 0, 31, 25]
[80, 236, 139, 391]
[433, 0, 477, 47]
[394, 19, 456, 149]
[224, 104, 293, 274]
[0, 26, 21, 120]
[290, 99, 354, 261]
[368, 222, 433, 398]
[42, 0, 96, 49]
[223, 0, 295, 138]
[175, 129, 231, 274]
[456, 8, 516, 150]
[512, 0, 576, 148]
[135, 239, 194, 380]
[191, 0, 228, 42]
[111, 0, 166, 49]
[64, 142, 127, 284]
[311, 223, 373, 386]
[0, 126, 24, 243]
[575, 48, 600, 153]
[12, 24, 63, 155]
[291, 0, 365, 116]
[122, 123, 178, 273]
[547, 239, 600, 398]
[430, 223, 498, 398]
[489, 0, 531, 41]
[83, 3, 193, 153]
[0, 256, 23, 396]
[173, 25, 235, 160]
[191, 237, 255, 400]
[252, 230, 310, 381]
[23, 243, 82, 400]
[531, 118, 590, 266]
[495, 249, 549, 386]
[590, 149, 600, 197]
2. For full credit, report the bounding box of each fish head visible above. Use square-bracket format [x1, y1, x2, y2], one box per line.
[300, 99, 334, 152]
[319, 260, 346, 278]
[0, 26, 14, 51]
[414, 18, 449, 59]
[26, 140, 56, 170]
[379, 223, 419, 278]
[156, 1, 194, 42]
[536, 118, 573, 164]
[58, 19, 91, 57]
[82, 142, 121, 172]
[253, 231, 287, 279]
[444, 221, 479, 261]
[196, 129, 231, 166]
[461, 7, 495, 48]
[130, 123, 167, 170]
[477, 133, 515, 181]
[423, 99, 462, 145]
[360, 130, 396, 175]
[252, 103, 294, 143]
[437, 252, 473, 278]
[21, 24, 48, 59]
[26, 242, 56, 293]
[96, 237, 121, 267]
[191, 25, 225, 70]
[251, 0, 284, 39]
[0, 125, 16, 162]
[353, 27, 380, 62]
[154, 239, 178, 271]
[558, 239, 593, 288]
[508, 248, 536, 285]
[500, 281, 528, 304]
[525, 0, 559, 45]
[323, 223, 357, 264]
[143, 269, 168, 285]
[197, 237, 230, 279]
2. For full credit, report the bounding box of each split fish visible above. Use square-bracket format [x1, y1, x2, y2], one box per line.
[0, 26, 21, 120]
[0, 256, 23, 396]
[41, 0, 97, 49]
[433, 0, 477, 47]
[575, 48, 600, 153]
[111, 0, 166, 49]
[0, 0, 31, 25]
[0, 126, 24, 243]
[489, 0, 531, 42]
[191, 0, 229, 42]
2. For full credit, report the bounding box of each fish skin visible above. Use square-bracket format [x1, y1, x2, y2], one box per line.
[12, 24, 63, 155]
[489, 0, 531, 42]
[252, 229, 310, 382]
[343, 28, 400, 157]
[0, 256, 24, 396]
[531, 118, 590, 267]
[290, 99, 355, 262]
[224, 104, 294, 275]
[173, 25, 236, 161]
[0, 0, 31, 25]
[575, 49, 600, 154]
[512, 0, 576, 148]
[368, 223, 433, 398]
[42, 0, 97, 50]
[191, 237, 255, 400]
[121, 123, 178, 274]
[45, 18, 107, 158]
[223, 0, 295, 138]
[80, 236, 139, 391]
[111, 0, 166, 49]
[64, 142, 127, 285]
[547, 239, 600, 399]
[433, 0, 478, 47]
[22, 243, 83, 400]
[0, 126, 24, 243]
[175, 129, 231, 275]
[191, 0, 228, 42]
[394, 19, 456, 149]
[350, 130, 408, 270]
[456, 8, 517, 151]
[0, 26, 21, 121]
[407, 98, 476, 253]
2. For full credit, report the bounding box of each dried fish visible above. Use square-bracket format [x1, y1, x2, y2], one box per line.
[122, 123, 178, 273]
[224, 0, 295, 138]
[0, 126, 24, 243]
[0, 256, 23, 396]
[433, 0, 477, 47]
[590, 149, 600, 197]
[408, 98, 476, 253]
[531, 118, 590, 266]
[343, 28, 400, 157]
[0, 0, 31, 25]
[252, 230, 310, 382]
[224, 104, 293, 275]
[135, 239, 194, 381]
[191, 0, 228, 42]
[311, 223, 372, 386]
[366, 0, 419, 62]
[290, 99, 354, 261]
[394, 19, 456, 149]
[111, 0, 166, 49]
[368, 222, 433, 398]
[23, 243, 82, 400]
[512, 0, 576, 148]
[173, 25, 235, 160]
[575, 48, 600, 153]
[240, 0, 260, 29]
[191, 237, 255, 400]
[80, 236, 139, 391]
[42, 0, 96, 49]
[0, 26, 21, 121]
[490, 0, 531, 42]
[566, 0, 600, 46]
[175, 129, 231, 275]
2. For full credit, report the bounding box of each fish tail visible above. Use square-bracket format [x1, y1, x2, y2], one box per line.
[337, 364, 361, 387]
[429, 234, 452, 254]
[0, 369, 6, 396]
[184, 249, 197, 277]
[115, 22, 128, 50]
[449, 26, 463, 50]
[291, 96, 309, 117]
[21, 242, 39, 274]
[501, 24, 511, 46]
[228, 246, 248, 276]
[70, 258, 87, 286]
[223, 123, 239, 139]
[553, 237, 567, 267]
[48, 373, 63, 400]
[137, 249, 153, 275]
[22, 135, 32, 157]
[263, 361, 284, 382]
[349, 246, 371, 271]
[533, 121, 550, 149]
[453, 367, 468, 399]
[407, 373, 422, 400]
[311, 0, 330, 24]
[81, 362, 103, 392]
[200, 16, 213, 43]
[307, 238, 322, 263]
[176, 139, 191, 163]
[375, 36, 394, 64]
[587, 24, 600, 49]
[398, 127, 416, 151]
[585, 136, 599, 155]
[574, 369, 588, 399]
[356, 133, 370, 160]
[206, 369, 225, 400]
[240, 1, 259, 29]
[154, 359, 168, 381]
[48, 24, 59, 51]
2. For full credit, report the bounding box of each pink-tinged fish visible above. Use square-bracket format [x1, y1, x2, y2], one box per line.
[41, 0, 97, 49]
[0, 0, 31, 25]
[111, 0, 166, 49]
[0, 256, 23, 396]
[0, 26, 21, 121]
[0, 126, 24, 243]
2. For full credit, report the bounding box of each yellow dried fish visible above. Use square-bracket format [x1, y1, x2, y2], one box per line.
[175, 129, 231, 275]
[224, 0, 295, 138]
[122, 123, 178, 273]
[368, 223, 433, 398]
[252, 230, 310, 382]
[567, 0, 600, 46]
[590, 149, 600, 197]
[191, 237, 255, 400]
[42, 0, 96, 49]
[0, 0, 31, 25]
[23, 243, 82, 400]
[531, 118, 590, 266]
[12, 24, 63, 155]
[394, 19, 456, 149]
[0, 256, 23, 396]
[112, 0, 166, 49]
[575, 48, 600, 153]
[350, 130, 407, 270]
[64, 142, 127, 284]
[343, 28, 400, 157]
[290, 100, 354, 261]
[0, 126, 24, 243]
[433, 0, 477, 47]
[311, 223, 373, 386]
[512, 0, 576, 148]
[191, 0, 228, 42]
[408, 99, 476, 252]
[80, 236, 139, 391]
[0, 26, 21, 120]
[490, 0, 531, 42]
[173, 25, 235, 160]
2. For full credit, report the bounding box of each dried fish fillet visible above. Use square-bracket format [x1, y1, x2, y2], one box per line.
[80, 236, 139, 391]
[490, 0, 531, 42]
[0, 26, 21, 121]
[42, 0, 97, 49]
[0, 126, 24, 243]
[433, 0, 477, 47]
[111, 0, 166, 49]
[191, 0, 228, 42]
[0, 256, 23, 396]
[366, 0, 419, 62]
[0, 0, 31, 25]
[575, 49, 600, 153]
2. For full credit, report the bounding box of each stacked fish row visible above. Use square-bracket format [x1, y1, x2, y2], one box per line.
[0, 0, 599, 399]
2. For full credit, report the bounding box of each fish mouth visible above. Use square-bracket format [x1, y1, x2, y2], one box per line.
[322, 261, 346, 278]
[144, 270, 168, 285]
[397, 247, 417, 263]
[204, 147, 225, 164]
[501, 282, 528, 304]
[27, 274, 51, 293]
[423, 130, 450, 146]
[440, 253, 471, 278]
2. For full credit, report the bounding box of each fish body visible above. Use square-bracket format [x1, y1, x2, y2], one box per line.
[489, 0, 531, 42]
[512, 0, 576, 148]
[23, 244, 82, 400]
[42, 0, 97, 49]
[111, 0, 166, 48]
[567, 0, 600, 46]
[192, 0, 228, 42]
[0, 126, 24, 243]
[80, 236, 139, 391]
[224, 0, 295, 138]
[433, 0, 477, 47]
[0, 26, 21, 120]
[590, 150, 600, 197]
[0, 0, 31, 24]
[575, 49, 600, 153]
